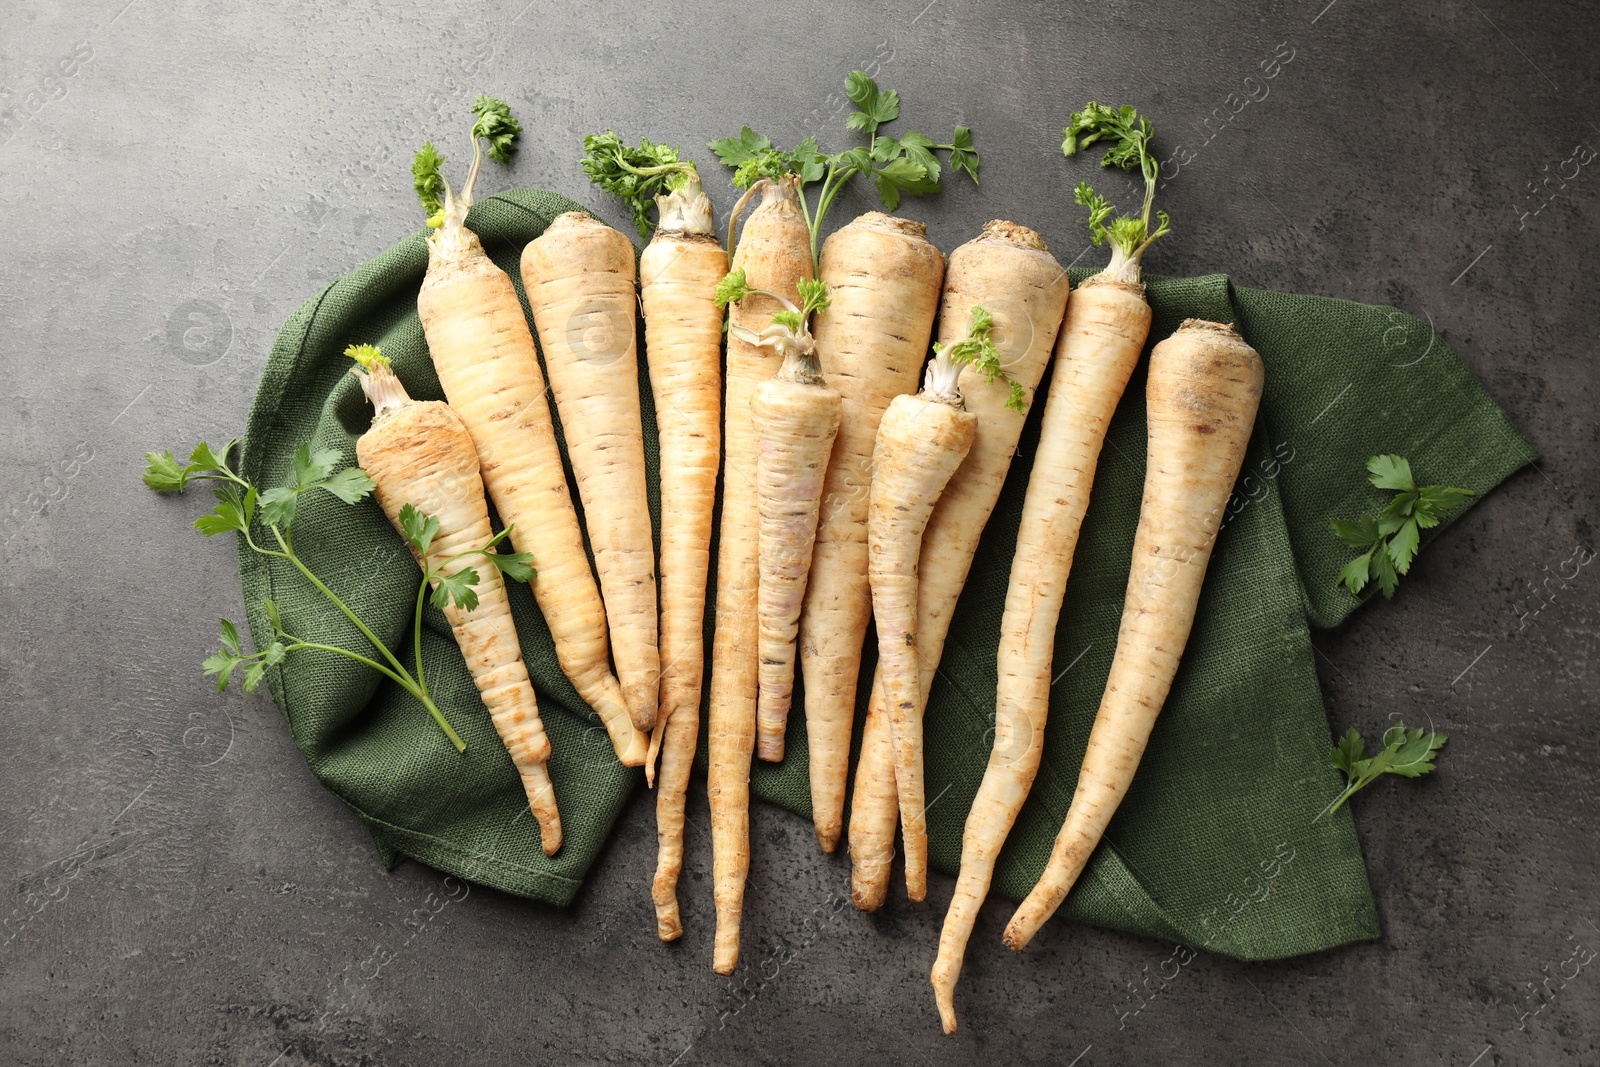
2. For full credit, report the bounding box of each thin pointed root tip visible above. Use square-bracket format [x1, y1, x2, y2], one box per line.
[932, 981, 958, 1035]
[655, 908, 683, 942]
[1002, 921, 1034, 952]
[814, 823, 840, 853]
[539, 823, 563, 856]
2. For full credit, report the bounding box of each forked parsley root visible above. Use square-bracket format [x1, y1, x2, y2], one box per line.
[867, 305, 1013, 902]
[144, 439, 526, 753]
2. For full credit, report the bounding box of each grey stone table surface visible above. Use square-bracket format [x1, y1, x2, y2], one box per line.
[2, 1, 1595, 1064]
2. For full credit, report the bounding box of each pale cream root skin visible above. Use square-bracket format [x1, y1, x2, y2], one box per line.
[754, 378, 841, 762]
[521, 211, 660, 734]
[1001, 319, 1263, 952]
[930, 276, 1152, 1036]
[641, 231, 727, 942]
[848, 221, 1071, 911]
[868, 393, 975, 902]
[357, 397, 562, 854]
[800, 213, 945, 851]
[709, 181, 812, 975]
[418, 230, 648, 768]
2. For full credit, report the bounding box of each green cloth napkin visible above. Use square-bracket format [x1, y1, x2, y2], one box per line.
[240, 188, 1534, 959]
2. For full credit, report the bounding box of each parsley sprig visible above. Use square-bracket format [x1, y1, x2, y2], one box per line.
[1331, 455, 1474, 598]
[144, 440, 531, 752]
[579, 132, 699, 238]
[1327, 722, 1448, 814]
[411, 94, 523, 229]
[714, 269, 832, 374]
[925, 306, 1026, 412]
[709, 70, 979, 273]
[1062, 102, 1171, 283]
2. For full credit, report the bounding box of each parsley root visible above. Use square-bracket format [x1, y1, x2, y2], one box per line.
[801, 213, 945, 852]
[933, 103, 1174, 1034]
[869, 306, 1029, 901]
[1001, 319, 1264, 953]
[718, 270, 841, 765]
[706, 176, 813, 975]
[582, 133, 728, 939]
[413, 98, 647, 767]
[848, 221, 1071, 910]
[349, 346, 561, 854]
[522, 211, 660, 733]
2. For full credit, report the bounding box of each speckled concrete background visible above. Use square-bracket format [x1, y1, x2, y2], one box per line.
[2, 1, 1595, 1063]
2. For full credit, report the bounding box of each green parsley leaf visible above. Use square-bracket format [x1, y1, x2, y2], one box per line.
[1369, 543, 1399, 597]
[770, 309, 804, 332]
[1333, 455, 1474, 599]
[315, 466, 376, 505]
[1329, 515, 1380, 550]
[1328, 721, 1447, 812]
[1330, 727, 1365, 774]
[1383, 725, 1448, 778]
[398, 503, 440, 559]
[488, 549, 536, 583]
[1073, 182, 1116, 246]
[580, 131, 695, 238]
[195, 487, 255, 537]
[257, 487, 298, 530]
[219, 618, 242, 656]
[713, 268, 751, 308]
[1061, 102, 1169, 263]
[432, 567, 480, 612]
[1386, 517, 1421, 573]
[844, 71, 900, 137]
[262, 597, 282, 634]
[872, 156, 938, 211]
[796, 277, 831, 317]
[1335, 549, 1373, 594]
[413, 141, 448, 220]
[202, 649, 242, 693]
[243, 660, 270, 692]
[143, 450, 189, 492]
[948, 125, 979, 184]
[1366, 454, 1415, 492]
[290, 444, 339, 491]
[471, 95, 522, 165]
[896, 130, 940, 183]
[707, 126, 773, 167]
[187, 441, 233, 473]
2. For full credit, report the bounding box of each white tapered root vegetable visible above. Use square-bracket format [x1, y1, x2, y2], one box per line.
[582, 133, 728, 940]
[707, 176, 813, 975]
[869, 307, 1022, 902]
[801, 212, 944, 852]
[413, 100, 647, 768]
[849, 220, 1071, 911]
[932, 103, 1174, 1035]
[719, 275, 841, 764]
[522, 211, 660, 733]
[349, 346, 562, 854]
[1003, 319, 1263, 948]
